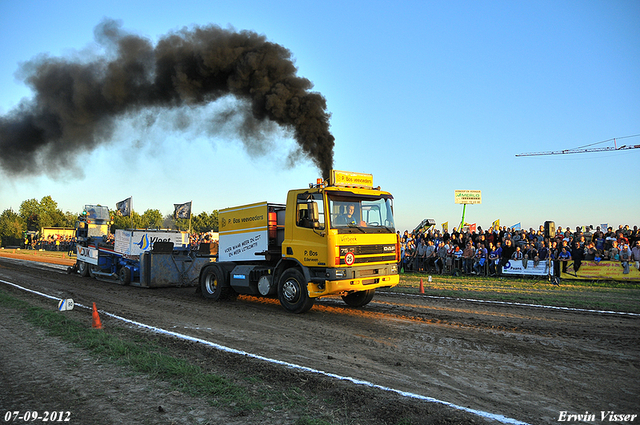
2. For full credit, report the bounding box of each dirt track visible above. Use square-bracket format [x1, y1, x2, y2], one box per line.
[0, 254, 638, 425]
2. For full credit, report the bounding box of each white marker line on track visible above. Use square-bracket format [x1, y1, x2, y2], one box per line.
[1, 278, 530, 425]
[385, 291, 640, 317]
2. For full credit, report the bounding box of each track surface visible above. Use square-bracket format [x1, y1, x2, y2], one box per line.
[1, 255, 638, 424]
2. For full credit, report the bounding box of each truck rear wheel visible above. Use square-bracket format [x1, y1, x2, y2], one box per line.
[278, 269, 314, 313]
[342, 289, 375, 307]
[200, 266, 231, 301]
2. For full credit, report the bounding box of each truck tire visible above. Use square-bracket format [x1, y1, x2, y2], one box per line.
[278, 269, 314, 313]
[88, 265, 99, 278]
[342, 289, 375, 307]
[78, 261, 90, 277]
[200, 266, 231, 301]
[118, 267, 131, 285]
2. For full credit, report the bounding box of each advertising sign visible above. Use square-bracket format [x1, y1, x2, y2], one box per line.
[502, 259, 552, 276]
[219, 202, 269, 262]
[560, 260, 640, 282]
[331, 170, 374, 188]
[454, 190, 482, 204]
[114, 229, 188, 257]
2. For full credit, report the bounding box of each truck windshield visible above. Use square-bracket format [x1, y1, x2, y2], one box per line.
[84, 205, 110, 222]
[328, 193, 395, 233]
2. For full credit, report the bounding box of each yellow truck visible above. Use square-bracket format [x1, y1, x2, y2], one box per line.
[199, 170, 400, 313]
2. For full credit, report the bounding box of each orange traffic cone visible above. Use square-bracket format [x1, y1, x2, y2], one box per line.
[419, 277, 424, 294]
[92, 302, 103, 329]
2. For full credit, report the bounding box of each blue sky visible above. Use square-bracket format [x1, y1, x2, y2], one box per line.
[1, 0, 639, 233]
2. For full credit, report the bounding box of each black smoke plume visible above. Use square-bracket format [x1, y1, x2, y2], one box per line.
[0, 19, 334, 179]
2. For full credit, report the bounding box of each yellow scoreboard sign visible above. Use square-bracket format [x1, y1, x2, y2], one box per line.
[454, 190, 482, 204]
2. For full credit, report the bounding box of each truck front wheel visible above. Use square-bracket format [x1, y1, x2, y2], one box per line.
[342, 289, 375, 307]
[200, 266, 231, 301]
[278, 269, 314, 313]
[118, 267, 131, 285]
[78, 261, 89, 277]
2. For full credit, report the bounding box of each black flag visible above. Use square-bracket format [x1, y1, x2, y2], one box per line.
[116, 197, 132, 217]
[174, 201, 192, 220]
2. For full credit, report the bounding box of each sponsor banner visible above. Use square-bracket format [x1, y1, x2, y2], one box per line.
[220, 202, 268, 234]
[77, 245, 99, 265]
[454, 190, 482, 204]
[502, 259, 552, 276]
[114, 229, 188, 256]
[218, 229, 268, 262]
[331, 170, 374, 188]
[560, 260, 640, 282]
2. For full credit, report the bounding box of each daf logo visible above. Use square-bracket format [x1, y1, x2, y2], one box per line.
[383, 245, 395, 252]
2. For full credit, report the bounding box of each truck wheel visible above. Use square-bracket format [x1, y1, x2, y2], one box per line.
[78, 261, 90, 277]
[118, 267, 131, 285]
[88, 265, 99, 278]
[200, 266, 230, 301]
[278, 269, 314, 313]
[342, 289, 375, 307]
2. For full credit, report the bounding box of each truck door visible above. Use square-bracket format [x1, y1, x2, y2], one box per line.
[286, 192, 328, 268]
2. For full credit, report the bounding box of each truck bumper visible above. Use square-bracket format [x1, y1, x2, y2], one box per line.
[307, 273, 399, 298]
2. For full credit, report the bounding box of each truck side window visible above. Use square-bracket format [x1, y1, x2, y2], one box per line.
[296, 194, 324, 230]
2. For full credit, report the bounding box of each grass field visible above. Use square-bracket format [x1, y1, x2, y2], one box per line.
[394, 272, 640, 314]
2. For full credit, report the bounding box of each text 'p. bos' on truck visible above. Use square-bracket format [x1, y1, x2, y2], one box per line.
[199, 170, 400, 313]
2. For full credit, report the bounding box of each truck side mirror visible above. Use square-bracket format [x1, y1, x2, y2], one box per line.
[308, 202, 320, 229]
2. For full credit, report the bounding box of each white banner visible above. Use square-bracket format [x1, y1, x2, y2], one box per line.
[77, 245, 99, 265]
[219, 230, 268, 262]
[115, 229, 188, 256]
[502, 259, 553, 276]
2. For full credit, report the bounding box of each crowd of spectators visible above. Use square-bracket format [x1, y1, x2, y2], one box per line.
[23, 234, 76, 252]
[188, 232, 219, 251]
[399, 224, 640, 277]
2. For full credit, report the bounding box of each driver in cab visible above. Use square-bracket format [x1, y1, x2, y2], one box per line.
[337, 204, 366, 227]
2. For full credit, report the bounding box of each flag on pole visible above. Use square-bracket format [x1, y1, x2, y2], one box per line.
[492, 219, 500, 231]
[442, 222, 448, 233]
[116, 197, 132, 217]
[174, 201, 192, 220]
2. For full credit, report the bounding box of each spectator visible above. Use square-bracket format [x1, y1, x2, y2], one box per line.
[473, 243, 488, 275]
[416, 238, 427, 272]
[632, 241, 640, 272]
[436, 241, 448, 274]
[620, 243, 632, 274]
[571, 240, 584, 273]
[500, 239, 516, 275]
[462, 242, 475, 275]
[489, 242, 501, 276]
[558, 247, 571, 273]
[609, 241, 620, 261]
[511, 246, 523, 261]
[584, 242, 596, 261]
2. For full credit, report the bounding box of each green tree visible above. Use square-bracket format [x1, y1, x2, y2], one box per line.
[173, 210, 219, 233]
[0, 209, 26, 247]
[112, 211, 142, 231]
[140, 209, 163, 229]
[18, 196, 70, 231]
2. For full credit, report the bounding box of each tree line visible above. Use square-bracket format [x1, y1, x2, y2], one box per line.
[0, 196, 219, 247]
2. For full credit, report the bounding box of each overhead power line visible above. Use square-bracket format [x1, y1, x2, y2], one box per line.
[516, 134, 640, 157]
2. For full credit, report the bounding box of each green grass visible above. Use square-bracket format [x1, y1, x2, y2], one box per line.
[0, 290, 335, 423]
[393, 272, 640, 313]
